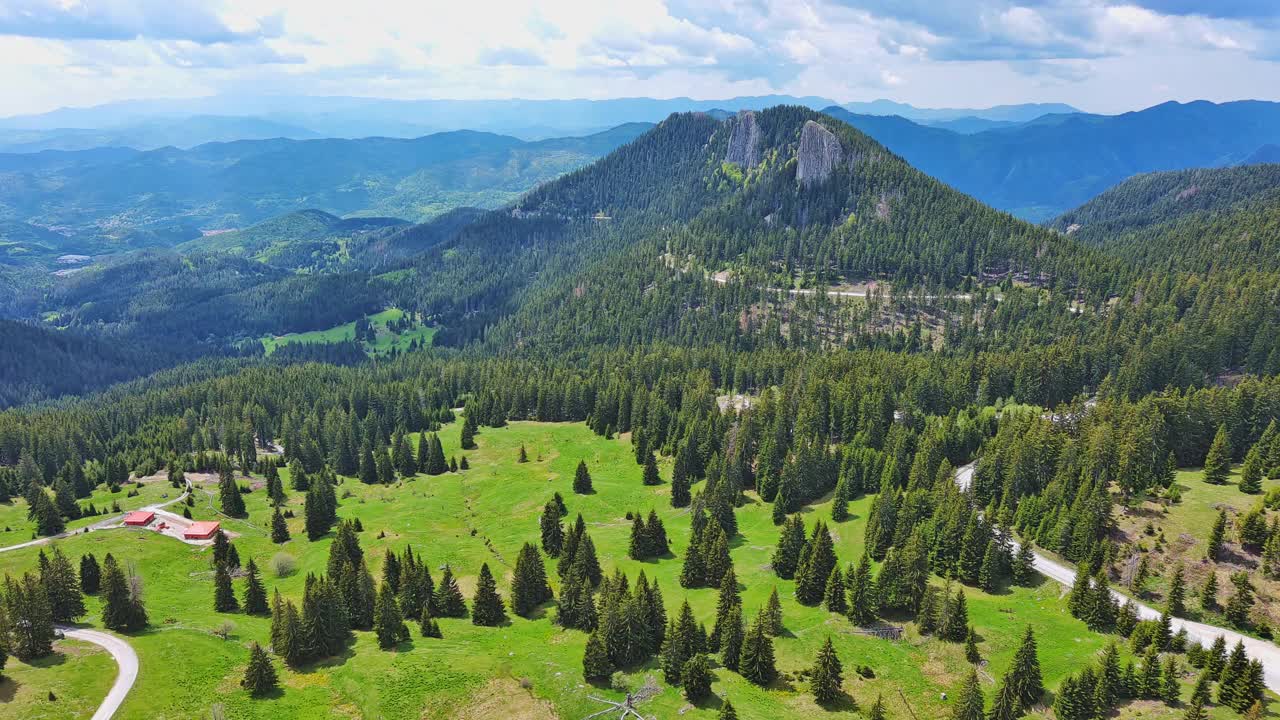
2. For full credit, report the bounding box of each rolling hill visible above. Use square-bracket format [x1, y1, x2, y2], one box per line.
[0, 123, 652, 263]
[1048, 163, 1280, 272]
[823, 100, 1280, 220]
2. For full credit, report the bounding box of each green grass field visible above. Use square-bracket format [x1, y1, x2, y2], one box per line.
[0, 638, 117, 720]
[258, 308, 435, 357]
[0, 421, 1270, 719]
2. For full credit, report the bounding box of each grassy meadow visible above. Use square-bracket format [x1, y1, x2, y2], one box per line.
[0, 420, 1272, 719]
[258, 308, 435, 357]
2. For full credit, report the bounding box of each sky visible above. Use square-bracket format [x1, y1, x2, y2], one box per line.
[2, 0, 1280, 117]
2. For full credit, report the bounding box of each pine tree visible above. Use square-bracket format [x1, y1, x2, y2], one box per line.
[950, 668, 985, 720]
[1206, 510, 1227, 560]
[847, 554, 877, 625]
[214, 563, 239, 612]
[964, 626, 981, 664]
[671, 459, 691, 508]
[1161, 655, 1181, 705]
[810, 636, 843, 705]
[243, 559, 268, 615]
[460, 415, 477, 450]
[763, 587, 784, 636]
[40, 547, 85, 623]
[433, 565, 467, 618]
[718, 700, 738, 720]
[4, 573, 55, 660]
[867, 694, 887, 720]
[271, 507, 291, 544]
[641, 453, 661, 486]
[1167, 563, 1187, 617]
[940, 589, 969, 643]
[539, 501, 564, 557]
[511, 543, 553, 617]
[374, 581, 408, 649]
[1203, 424, 1232, 485]
[1012, 541, 1036, 585]
[710, 567, 740, 651]
[682, 654, 712, 701]
[660, 601, 700, 684]
[1007, 625, 1044, 710]
[100, 554, 147, 631]
[517, 444, 528, 464]
[738, 610, 777, 687]
[823, 565, 848, 614]
[795, 521, 837, 606]
[241, 642, 279, 697]
[470, 563, 506, 626]
[772, 515, 807, 580]
[719, 604, 744, 672]
[28, 490, 64, 536]
[79, 553, 100, 594]
[218, 467, 246, 517]
[1182, 699, 1207, 720]
[582, 630, 613, 681]
[1217, 640, 1248, 708]
[573, 460, 593, 494]
[1240, 443, 1264, 493]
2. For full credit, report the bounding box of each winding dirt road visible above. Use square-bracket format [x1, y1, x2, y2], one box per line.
[955, 461, 1280, 692]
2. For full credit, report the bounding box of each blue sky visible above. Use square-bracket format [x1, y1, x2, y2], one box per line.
[2, 0, 1279, 116]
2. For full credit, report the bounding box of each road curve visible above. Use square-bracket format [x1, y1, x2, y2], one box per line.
[60, 626, 138, 720]
[955, 462, 1280, 692]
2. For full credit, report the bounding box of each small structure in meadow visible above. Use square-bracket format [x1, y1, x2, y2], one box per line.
[183, 520, 221, 540]
[123, 510, 155, 527]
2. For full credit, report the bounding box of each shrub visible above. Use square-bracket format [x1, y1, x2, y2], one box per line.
[270, 552, 296, 578]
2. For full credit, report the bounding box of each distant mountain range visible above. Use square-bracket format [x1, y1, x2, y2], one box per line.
[824, 100, 1280, 220]
[0, 123, 651, 265]
[0, 95, 1081, 145]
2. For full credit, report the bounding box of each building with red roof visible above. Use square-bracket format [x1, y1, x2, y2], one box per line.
[183, 521, 220, 540]
[123, 510, 154, 526]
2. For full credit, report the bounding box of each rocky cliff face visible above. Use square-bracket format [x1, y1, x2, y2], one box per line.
[796, 120, 844, 186]
[725, 110, 762, 168]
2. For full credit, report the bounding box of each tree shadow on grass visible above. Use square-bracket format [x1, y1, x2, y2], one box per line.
[0, 678, 16, 702]
[26, 651, 68, 669]
[817, 690, 862, 714]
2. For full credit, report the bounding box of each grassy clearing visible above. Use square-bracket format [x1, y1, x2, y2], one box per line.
[1114, 464, 1280, 629]
[0, 421, 1271, 719]
[258, 308, 435, 357]
[0, 638, 116, 720]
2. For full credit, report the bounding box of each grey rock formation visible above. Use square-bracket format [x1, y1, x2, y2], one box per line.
[796, 120, 843, 186]
[725, 110, 762, 168]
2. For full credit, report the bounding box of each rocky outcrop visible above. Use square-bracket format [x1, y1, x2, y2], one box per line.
[725, 110, 762, 168]
[796, 120, 843, 187]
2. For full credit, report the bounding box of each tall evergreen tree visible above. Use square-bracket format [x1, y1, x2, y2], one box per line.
[243, 559, 268, 615]
[79, 553, 100, 594]
[847, 554, 878, 625]
[573, 460, 593, 494]
[434, 565, 467, 618]
[374, 581, 409, 649]
[1206, 510, 1227, 560]
[1203, 424, 1232, 485]
[271, 507, 291, 544]
[100, 554, 147, 631]
[682, 653, 712, 701]
[810, 636, 844, 705]
[218, 467, 246, 517]
[214, 563, 239, 612]
[950, 668, 985, 720]
[642, 452, 661, 486]
[511, 542, 553, 617]
[241, 642, 279, 697]
[40, 547, 85, 623]
[540, 501, 564, 557]
[738, 609, 777, 687]
[470, 563, 506, 626]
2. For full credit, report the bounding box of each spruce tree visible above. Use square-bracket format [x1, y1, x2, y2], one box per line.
[573, 460, 593, 494]
[964, 626, 981, 663]
[470, 563, 506, 626]
[433, 565, 467, 618]
[682, 653, 712, 701]
[218, 468, 246, 517]
[511, 543, 553, 617]
[635, 452, 658, 486]
[374, 581, 408, 649]
[738, 609, 777, 687]
[1206, 510, 1227, 560]
[718, 700, 738, 720]
[720, 603, 744, 672]
[79, 553, 100, 594]
[1012, 541, 1036, 585]
[1007, 625, 1044, 710]
[539, 501, 564, 557]
[847, 554, 877, 626]
[1167, 563, 1187, 616]
[810, 636, 843, 705]
[823, 565, 847, 614]
[772, 515, 807, 580]
[582, 630, 613, 681]
[40, 546, 85, 623]
[1201, 572, 1219, 611]
[763, 587, 784, 636]
[867, 694, 887, 720]
[1240, 443, 1264, 494]
[671, 461, 691, 508]
[4, 573, 55, 660]
[214, 563, 239, 612]
[950, 668, 985, 720]
[241, 642, 279, 697]
[243, 559, 268, 615]
[1203, 424, 1232, 485]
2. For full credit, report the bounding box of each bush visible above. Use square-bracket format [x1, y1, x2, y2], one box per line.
[270, 552, 296, 578]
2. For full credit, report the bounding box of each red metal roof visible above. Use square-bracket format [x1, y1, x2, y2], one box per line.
[122, 511, 154, 526]
[183, 520, 220, 538]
